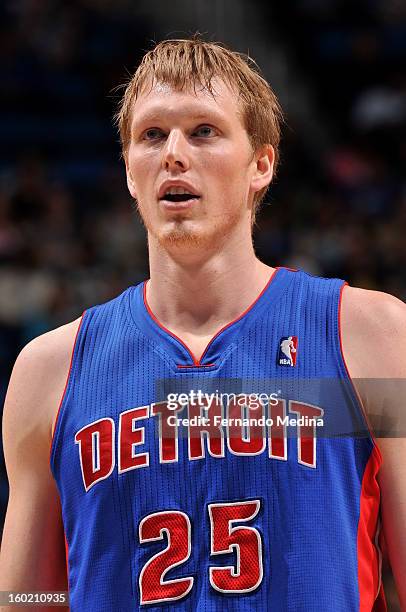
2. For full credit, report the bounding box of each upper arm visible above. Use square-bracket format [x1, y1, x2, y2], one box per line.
[341, 286, 406, 608]
[0, 319, 81, 601]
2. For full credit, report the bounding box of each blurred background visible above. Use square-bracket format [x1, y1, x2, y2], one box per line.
[0, 0, 404, 607]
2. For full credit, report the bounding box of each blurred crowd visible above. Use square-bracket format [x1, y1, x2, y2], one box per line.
[0, 1, 405, 605]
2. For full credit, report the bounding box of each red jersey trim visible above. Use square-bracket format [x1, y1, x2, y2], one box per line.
[176, 363, 216, 368]
[337, 283, 383, 463]
[143, 267, 280, 367]
[357, 447, 386, 611]
[49, 311, 86, 463]
[64, 532, 70, 585]
[337, 283, 386, 609]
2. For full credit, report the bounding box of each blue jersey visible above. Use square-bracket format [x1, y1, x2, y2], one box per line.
[50, 267, 386, 611]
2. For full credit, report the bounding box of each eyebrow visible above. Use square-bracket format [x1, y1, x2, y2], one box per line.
[132, 107, 226, 128]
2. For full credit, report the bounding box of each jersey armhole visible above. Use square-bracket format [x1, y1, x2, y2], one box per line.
[49, 311, 86, 468]
[337, 282, 383, 465]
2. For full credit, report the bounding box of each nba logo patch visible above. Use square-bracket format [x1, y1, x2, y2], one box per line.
[278, 336, 298, 367]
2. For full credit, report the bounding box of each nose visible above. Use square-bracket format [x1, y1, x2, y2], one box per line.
[161, 129, 190, 172]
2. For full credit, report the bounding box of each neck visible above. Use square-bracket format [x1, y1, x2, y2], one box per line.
[146, 226, 275, 335]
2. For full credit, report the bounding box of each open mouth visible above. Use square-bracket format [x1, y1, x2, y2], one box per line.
[160, 194, 201, 202]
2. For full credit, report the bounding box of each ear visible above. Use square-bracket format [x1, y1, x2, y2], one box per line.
[250, 145, 275, 194]
[125, 159, 138, 200]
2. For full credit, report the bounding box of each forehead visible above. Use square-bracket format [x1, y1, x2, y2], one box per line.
[130, 78, 244, 128]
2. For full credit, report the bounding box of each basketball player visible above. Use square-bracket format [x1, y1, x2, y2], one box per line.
[1, 38, 405, 611]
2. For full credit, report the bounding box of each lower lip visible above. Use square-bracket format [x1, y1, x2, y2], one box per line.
[160, 198, 200, 211]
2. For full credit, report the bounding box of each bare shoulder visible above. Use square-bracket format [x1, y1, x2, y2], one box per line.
[340, 285, 406, 434]
[3, 316, 83, 451]
[18, 316, 82, 363]
[341, 288, 406, 606]
[341, 285, 406, 379]
[0, 318, 82, 595]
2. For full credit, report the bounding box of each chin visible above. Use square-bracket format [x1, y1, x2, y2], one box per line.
[148, 210, 244, 252]
[157, 222, 209, 249]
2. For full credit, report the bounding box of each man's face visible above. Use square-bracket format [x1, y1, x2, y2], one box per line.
[125, 78, 273, 253]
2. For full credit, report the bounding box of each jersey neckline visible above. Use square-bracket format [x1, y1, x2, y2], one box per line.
[128, 266, 293, 369]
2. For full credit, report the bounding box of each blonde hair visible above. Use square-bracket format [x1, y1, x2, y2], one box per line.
[116, 36, 283, 223]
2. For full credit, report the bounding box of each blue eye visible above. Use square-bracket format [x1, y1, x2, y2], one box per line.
[194, 125, 215, 137]
[143, 128, 163, 140]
